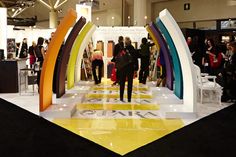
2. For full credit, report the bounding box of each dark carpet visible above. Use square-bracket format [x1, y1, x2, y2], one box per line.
[1, 98, 236, 157]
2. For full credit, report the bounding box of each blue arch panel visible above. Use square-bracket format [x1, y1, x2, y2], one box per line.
[156, 18, 183, 99]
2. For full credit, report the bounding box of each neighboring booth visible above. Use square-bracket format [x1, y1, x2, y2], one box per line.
[0, 59, 26, 93]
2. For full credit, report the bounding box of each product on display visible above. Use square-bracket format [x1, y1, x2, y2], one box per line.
[107, 40, 114, 58]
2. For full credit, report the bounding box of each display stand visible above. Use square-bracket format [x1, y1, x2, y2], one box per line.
[0, 59, 26, 93]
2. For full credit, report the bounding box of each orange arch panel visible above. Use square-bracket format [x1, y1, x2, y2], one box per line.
[39, 9, 77, 111]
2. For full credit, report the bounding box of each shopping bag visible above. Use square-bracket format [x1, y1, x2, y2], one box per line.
[115, 49, 133, 70]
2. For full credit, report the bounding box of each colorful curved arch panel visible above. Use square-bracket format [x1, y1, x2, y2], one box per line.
[55, 17, 86, 98]
[156, 18, 183, 99]
[159, 9, 197, 108]
[40, 9, 77, 111]
[75, 25, 96, 82]
[67, 22, 93, 89]
[146, 23, 174, 90]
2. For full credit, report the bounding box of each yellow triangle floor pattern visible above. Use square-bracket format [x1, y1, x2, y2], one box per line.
[53, 79, 184, 155]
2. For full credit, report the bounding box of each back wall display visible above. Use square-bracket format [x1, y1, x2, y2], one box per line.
[92, 27, 148, 57]
[92, 27, 148, 78]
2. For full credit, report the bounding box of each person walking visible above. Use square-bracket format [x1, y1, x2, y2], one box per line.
[119, 37, 138, 102]
[112, 36, 124, 85]
[91, 49, 103, 84]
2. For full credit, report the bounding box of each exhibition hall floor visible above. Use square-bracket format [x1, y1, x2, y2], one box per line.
[0, 79, 231, 155]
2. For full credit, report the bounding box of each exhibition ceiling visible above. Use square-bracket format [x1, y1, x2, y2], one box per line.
[0, 0, 173, 23]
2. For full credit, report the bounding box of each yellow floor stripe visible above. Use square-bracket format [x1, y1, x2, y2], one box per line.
[53, 118, 184, 155]
[99, 79, 140, 86]
[77, 103, 160, 110]
[85, 94, 152, 99]
[91, 86, 149, 91]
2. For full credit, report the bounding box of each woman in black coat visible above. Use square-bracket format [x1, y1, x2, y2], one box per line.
[119, 37, 138, 102]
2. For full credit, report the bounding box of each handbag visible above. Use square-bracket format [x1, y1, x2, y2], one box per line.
[209, 53, 223, 68]
[115, 49, 133, 70]
[34, 61, 41, 71]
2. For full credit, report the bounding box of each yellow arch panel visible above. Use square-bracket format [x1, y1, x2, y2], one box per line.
[39, 9, 77, 111]
[75, 25, 96, 82]
[67, 22, 93, 89]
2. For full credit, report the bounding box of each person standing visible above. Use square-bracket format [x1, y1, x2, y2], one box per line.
[28, 41, 36, 69]
[35, 37, 45, 91]
[119, 37, 138, 102]
[112, 36, 124, 85]
[19, 38, 28, 58]
[15, 42, 20, 58]
[220, 41, 236, 102]
[139, 37, 154, 84]
[202, 39, 217, 74]
[91, 49, 103, 84]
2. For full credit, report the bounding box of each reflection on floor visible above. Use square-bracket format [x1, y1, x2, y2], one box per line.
[0, 79, 232, 155]
[53, 79, 184, 155]
[54, 118, 183, 155]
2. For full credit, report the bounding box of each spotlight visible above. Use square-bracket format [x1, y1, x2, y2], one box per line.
[12, 8, 15, 12]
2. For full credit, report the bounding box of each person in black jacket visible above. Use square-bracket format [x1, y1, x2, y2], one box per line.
[139, 37, 154, 84]
[220, 41, 236, 102]
[112, 36, 124, 85]
[119, 37, 138, 102]
[19, 38, 28, 58]
[35, 37, 45, 91]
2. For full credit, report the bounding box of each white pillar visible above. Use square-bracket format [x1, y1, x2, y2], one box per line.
[0, 8, 7, 58]
[133, 0, 147, 26]
[49, 9, 58, 28]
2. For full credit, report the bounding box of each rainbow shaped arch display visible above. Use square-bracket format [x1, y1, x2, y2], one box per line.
[39, 8, 196, 112]
[159, 9, 196, 108]
[67, 22, 94, 90]
[39, 9, 77, 111]
[146, 23, 174, 90]
[146, 9, 196, 109]
[55, 17, 86, 98]
[75, 24, 96, 83]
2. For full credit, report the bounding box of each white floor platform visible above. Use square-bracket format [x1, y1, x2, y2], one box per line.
[0, 81, 233, 125]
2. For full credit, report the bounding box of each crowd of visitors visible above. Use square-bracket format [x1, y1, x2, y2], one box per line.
[187, 37, 236, 102]
[14, 33, 235, 103]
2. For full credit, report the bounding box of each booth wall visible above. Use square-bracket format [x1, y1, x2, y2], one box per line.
[7, 26, 55, 48]
[152, 0, 236, 28]
[0, 8, 7, 57]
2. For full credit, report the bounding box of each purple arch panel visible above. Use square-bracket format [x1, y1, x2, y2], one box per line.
[55, 17, 86, 98]
[149, 22, 173, 90]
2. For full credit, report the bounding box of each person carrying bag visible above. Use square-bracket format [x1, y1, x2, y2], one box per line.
[115, 49, 133, 71]
[118, 37, 137, 103]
